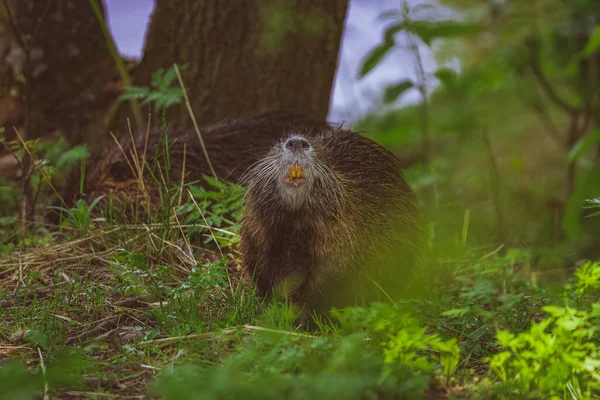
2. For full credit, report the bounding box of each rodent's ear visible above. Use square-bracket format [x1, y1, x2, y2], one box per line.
[108, 161, 130, 181]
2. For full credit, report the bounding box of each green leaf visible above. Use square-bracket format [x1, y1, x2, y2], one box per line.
[437, 338, 460, 378]
[0, 216, 16, 226]
[87, 195, 107, 213]
[567, 130, 600, 164]
[383, 22, 408, 42]
[0, 359, 42, 400]
[584, 26, 600, 56]
[359, 41, 394, 78]
[584, 197, 600, 219]
[150, 68, 165, 87]
[467, 324, 489, 342]
[24, 329, 49, 349]
[441, 307, 471, 317]
[405, 20, 481, 45]
[161, 64, 188, 88]
[160, 67, 179, 88]
[383, 80, 415, 104]
[55, 145, 89, 169]
[434, 67, 458, 88]
[119, 86, 150, 101]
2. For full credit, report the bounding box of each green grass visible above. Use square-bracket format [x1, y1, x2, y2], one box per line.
[1, 209, 599, 399]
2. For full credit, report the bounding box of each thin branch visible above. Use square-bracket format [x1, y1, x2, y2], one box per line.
[581, 104, 593, 135]
[13, 127, 68, 209]
[1, 0, 26, 50]
[514, 74, 566, 146]
[29, 0, 53, 49]
[529, 100, 564, 147]
[528, 39, 578, 114]
[0, 139, 24, 168]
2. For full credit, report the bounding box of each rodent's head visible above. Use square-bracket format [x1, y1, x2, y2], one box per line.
[242, 132, 347, 213]
[274, 135, 318, 208]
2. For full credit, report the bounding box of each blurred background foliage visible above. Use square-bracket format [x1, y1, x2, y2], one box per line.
[355, 0, 600, 269]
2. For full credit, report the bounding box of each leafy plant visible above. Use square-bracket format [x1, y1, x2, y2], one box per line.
[488, 304, 600, 398]
[0, 129, 88, 239]
[359, 1, 480, 195]
[112, 249, 174, 297]
[120, 64, 188, 112]
[567, 261, 600, 304]
[334, 303, 460, 382]
[177, 176, 244, 245]
[48, 196, 106, 237]
[152, 302, 461, 400]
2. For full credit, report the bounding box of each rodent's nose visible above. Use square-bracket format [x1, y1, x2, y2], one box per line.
[285, 137, 310, 152]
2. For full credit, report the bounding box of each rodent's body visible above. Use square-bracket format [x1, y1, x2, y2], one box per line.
[240, 128, 419, 323]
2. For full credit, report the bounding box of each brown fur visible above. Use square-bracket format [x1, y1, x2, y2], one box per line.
[239, 127, 419, 325]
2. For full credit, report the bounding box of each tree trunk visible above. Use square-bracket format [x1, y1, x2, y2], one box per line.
[117, 0, 348, 130]
[0, 0, 118, 146]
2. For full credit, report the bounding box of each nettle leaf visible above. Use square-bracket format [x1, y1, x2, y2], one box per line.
[383, 80, 415, 104]
[359, 41, 394, 78]
[584, 26, 600, 56]
[568, 130, 600, 164]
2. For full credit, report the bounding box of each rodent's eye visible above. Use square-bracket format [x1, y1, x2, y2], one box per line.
[285, 137, 310, 151]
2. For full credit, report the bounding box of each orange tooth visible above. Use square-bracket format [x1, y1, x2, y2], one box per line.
[289, 163, 303, 179]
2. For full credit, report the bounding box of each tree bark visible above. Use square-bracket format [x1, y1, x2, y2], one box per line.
[0, 0, 118, 146]
[119, 0, 348, 129]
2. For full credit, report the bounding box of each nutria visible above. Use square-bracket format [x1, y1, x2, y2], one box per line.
[51, 111, 419, 323]
[54, 111, 330, 217]
[239, 127, 419, 326]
